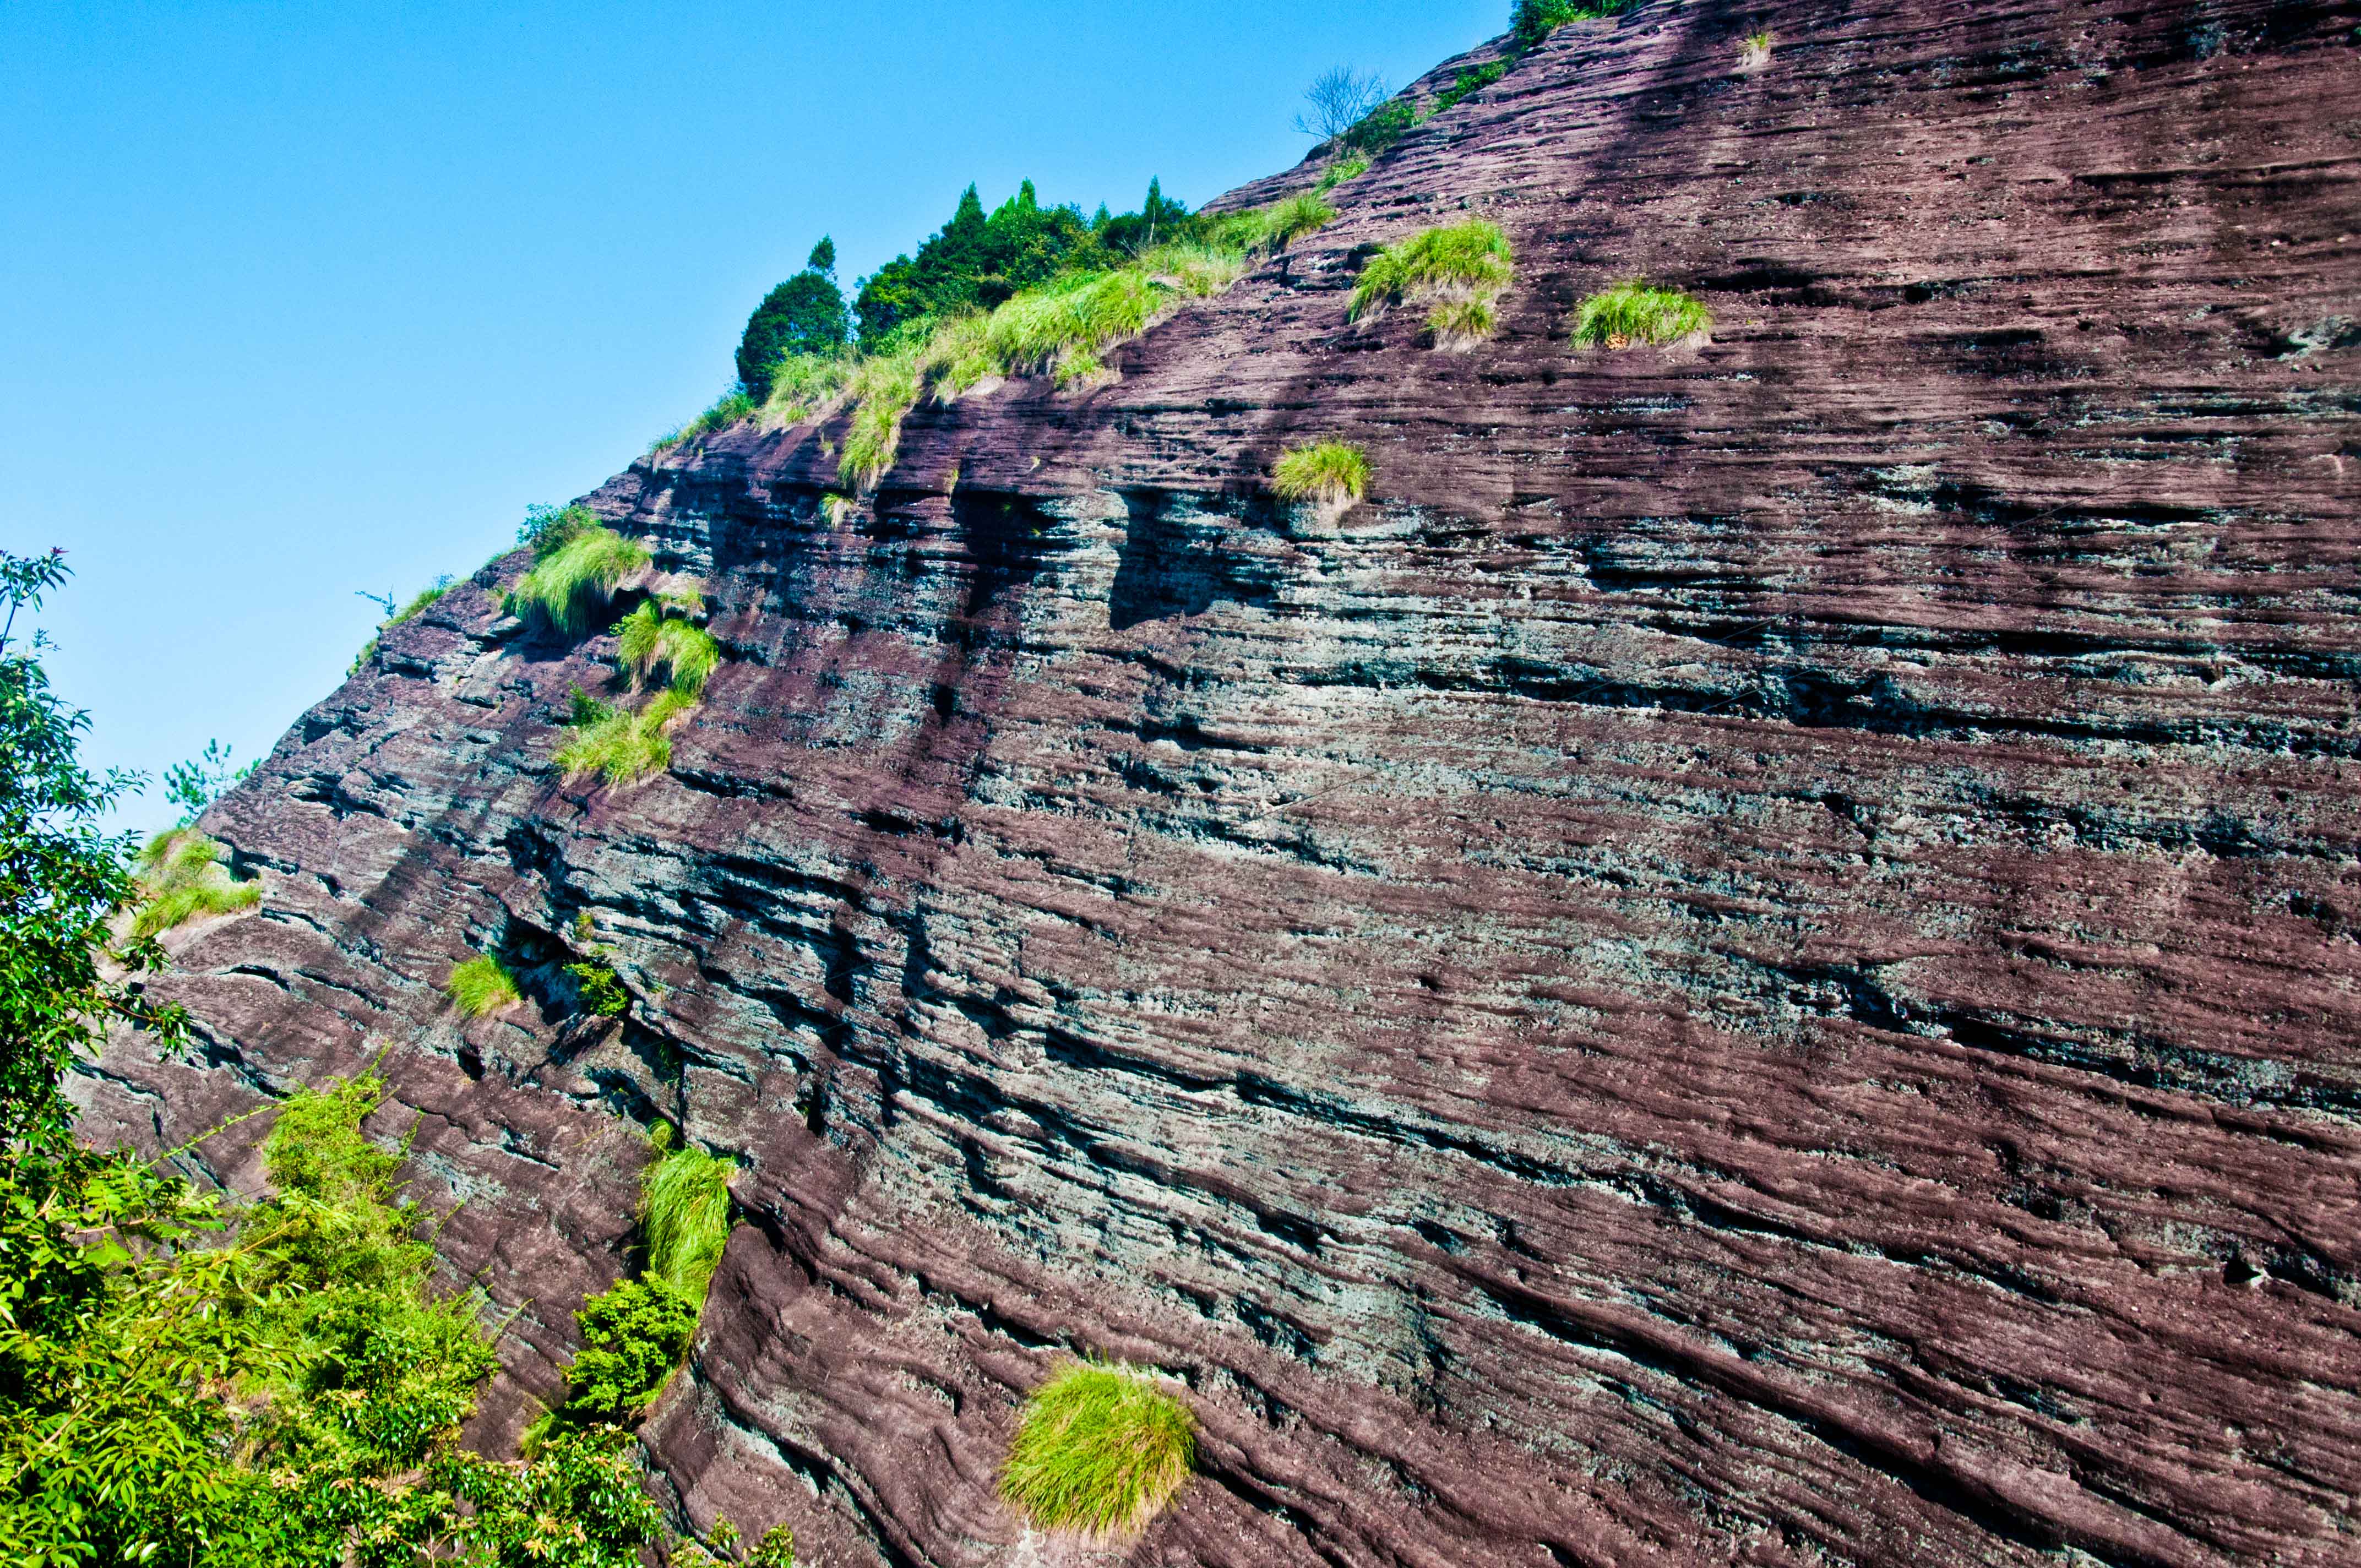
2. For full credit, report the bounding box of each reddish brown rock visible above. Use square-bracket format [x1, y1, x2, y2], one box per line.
[82, 1, 2361, 1562]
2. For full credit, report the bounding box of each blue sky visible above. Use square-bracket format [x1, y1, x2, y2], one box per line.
[7, 0, 1501, 835]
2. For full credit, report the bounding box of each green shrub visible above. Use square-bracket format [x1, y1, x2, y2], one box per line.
[641, 1141, 735, 1299]
[129, 828, 262, 938]
[565, 954, 629, 1018]
[1571, 280, 1712, 346]
[1313, 155, 1370, 194]
[1511, 0, 1639, 52]
[446, 953, 521, 1017]
[1350, 219, 1514, 324]
[1271, 440, 1373, 504]
[1000, 1363, 1196, 1540]
[520, 501, 599, 555]
[1434, 61, 1506, 113]
[1341, 97, 1416, 156]
[506, 526, 649, 638]
[613, 603, 720, 698]
[555, 1275, 700, 1424]
[554, 686, 695, 786]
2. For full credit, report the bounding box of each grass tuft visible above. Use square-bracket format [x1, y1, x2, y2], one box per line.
[1313, 155, 1370, 195]
[1000, 1362, 1196, 1540]
[641, 1141, 736, 1300]
[1737, 28, 1775, 68]
[505, 526, 649, 638]
[1271, 441, 1373, 505]
[1571, 280, 1713, 347]
[446, 954, 521, 1017]
[1350, 220, 1514, 331]
[553, 686, 695, 787]
[760, 351, 853, 427]
[1426, 295, 1498, 350]
[130, 829, 261, 939]
[650, 388, 758, 456]
[613, 603, 721, 697]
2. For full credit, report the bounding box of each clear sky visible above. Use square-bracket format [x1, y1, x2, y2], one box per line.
[7, 0, 1502, 836]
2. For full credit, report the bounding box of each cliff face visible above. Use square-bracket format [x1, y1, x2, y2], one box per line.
[80, 0, 2361, 1563]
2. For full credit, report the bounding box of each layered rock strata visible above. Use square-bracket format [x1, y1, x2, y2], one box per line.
[82, 0, 2361, 1562]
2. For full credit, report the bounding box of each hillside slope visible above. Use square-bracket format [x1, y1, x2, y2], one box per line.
[83, 1, 2361, 1563]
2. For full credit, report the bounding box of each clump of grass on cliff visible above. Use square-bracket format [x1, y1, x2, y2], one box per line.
[1271, 440, 1373, 505]
[1351, 220, 1514, 347]
[1000, 1362, 1196, 1541]
[1511, 0, 1640, 52]
[641, 1134, 735, 1300]
[834, 192, 1336, 490]
[1737, 28, 1775, 69]
[613, 603, 721, 698]
[446, 952, 522, 1017]
[650, 387, 759, 458]
[554, 685, 696, 787]
[130, 829, 262, 938]
[1571, 281, 1713, 347]
[507, 524, 649, 638]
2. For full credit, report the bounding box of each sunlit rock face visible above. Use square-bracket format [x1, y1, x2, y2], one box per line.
[83, 0, 2361, 1562]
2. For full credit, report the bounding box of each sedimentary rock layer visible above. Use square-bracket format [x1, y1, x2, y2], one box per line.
[83, 0, 2361, 1562]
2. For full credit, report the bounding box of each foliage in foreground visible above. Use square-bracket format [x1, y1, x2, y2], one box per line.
[1350, 220, 1514, 347]
[130, 828, 262, 939]
[0, 549, 187, 1148]
[1571, 280, 1712, 347]
[1271, 440, 1374, 505]
[1000, 1362, 1196, 1540]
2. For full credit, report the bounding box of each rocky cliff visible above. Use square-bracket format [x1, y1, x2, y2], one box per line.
[80, 0, 2361, 1562]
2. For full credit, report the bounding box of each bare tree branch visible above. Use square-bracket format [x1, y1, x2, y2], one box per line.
[1292, 67, 1392, 142]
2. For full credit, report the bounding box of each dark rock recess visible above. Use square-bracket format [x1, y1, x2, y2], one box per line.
[81, 1, 2361, 1562]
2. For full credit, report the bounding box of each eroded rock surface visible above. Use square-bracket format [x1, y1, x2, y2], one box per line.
[81, 1, 2361, 1562]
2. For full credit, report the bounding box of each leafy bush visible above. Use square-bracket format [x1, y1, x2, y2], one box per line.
[641, 1141, 735, 1299]
[1571, 280, 1712, 346]
[129, 827, 262, 939]
[554, 687, 695, 787]
[1341, 97, 1417, 156]
[447, 953, 522, 1017]
[507, 526, 649, 638]
[1313, 155, 1370, 194]
[1000, 1363, 1196, 1540]
[1271, 441, 1373, 504]
[521, 502, 600, 554]
[566, 954, 629, 1018]
[1350, 219, 1514, 326]
[556, 1275, 700, 1424]
[1511, 0, 1639, 52]
[1434, 61, 1507, 113]
[737, 240, 848, 396]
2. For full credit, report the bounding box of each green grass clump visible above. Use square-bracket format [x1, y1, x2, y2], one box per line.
[831, 192, 1334, 489]
[1738, 28, 1775, 67]
[1426, 295, 1498, 346]
[1433, 61, 1506, 115]
[553, 686, 695, 786]
[1271, 440, 1373, 504]
[1571, 280, 1713, 347]
[650, 387, 758, 456]
[445, 953, 521, 1017]
[1000, 1363, 1196, 1540]
[505, 525, 649, 638]
[613, 603, 721, 697]
[129, 829, 262, 938]
[1350, 220, 1515, 334]
[760, 350, 853, 426]
[641, 1139, 736, 1299]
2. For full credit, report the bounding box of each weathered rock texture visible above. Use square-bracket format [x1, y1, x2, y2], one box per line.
[80, 0, 2361, 1562]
